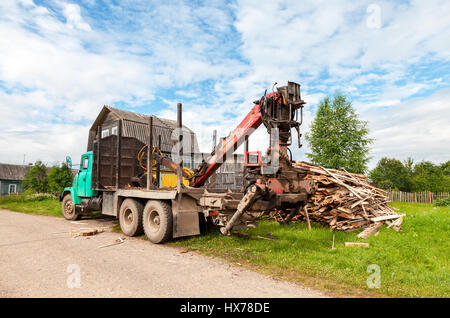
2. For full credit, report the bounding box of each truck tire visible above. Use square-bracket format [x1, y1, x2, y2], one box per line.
[62, 193, 81, 221]
[119, 198, 144, 237]
[143, 200, 172, 244]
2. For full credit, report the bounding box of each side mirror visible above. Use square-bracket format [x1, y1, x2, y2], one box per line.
[65, 156, 72, 169]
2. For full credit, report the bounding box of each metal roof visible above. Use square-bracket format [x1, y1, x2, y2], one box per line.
[88, 106, 199, 154]
[0, 164, 31, 181]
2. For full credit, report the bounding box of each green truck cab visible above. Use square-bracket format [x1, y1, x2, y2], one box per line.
[60, 151, 98, 220]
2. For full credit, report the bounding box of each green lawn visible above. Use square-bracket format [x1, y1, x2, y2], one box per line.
[170, 202, 450, 298]
[1, 194, 448, 297]
[0, 194, 62, 217]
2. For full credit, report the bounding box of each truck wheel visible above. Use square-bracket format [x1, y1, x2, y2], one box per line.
[62, 194, 81, 221]
[119, 199, 144, 237]
[143, 200, 172, 244]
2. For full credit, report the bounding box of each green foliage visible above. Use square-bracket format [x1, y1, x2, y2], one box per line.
[22, 161, 48, 193]
[369, 157, 412, 191]
[22, 161, 74, 195]
[410, 161, 450, 192]
[305, 94, 373, 174]
[435, 198, 450, 207]
[370, 158, 450, 192]
[48, 163, 73, 194]
[440, 161, 450, 175]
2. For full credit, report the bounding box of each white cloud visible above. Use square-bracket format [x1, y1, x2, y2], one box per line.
[175, 91, 198, 99]
[229, 0, 450, 98]
[60, 2, 92, 31]
[0, 0, 246, 164]
[0, 0, 448, 170]
[364, 88, 450, 167]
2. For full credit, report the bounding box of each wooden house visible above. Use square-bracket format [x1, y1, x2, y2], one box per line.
[0, 164, 31, 195]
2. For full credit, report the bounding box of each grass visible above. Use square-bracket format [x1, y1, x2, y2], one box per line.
[0, 193, 62, 217]
[1, 194, 448, 297]
[169, 202, 450, 298]
[0, 193, 101, 218]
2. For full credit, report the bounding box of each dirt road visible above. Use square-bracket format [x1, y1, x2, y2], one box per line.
[0, 209, 326, 298]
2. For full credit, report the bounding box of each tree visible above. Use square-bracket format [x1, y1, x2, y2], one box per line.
[410, 161, 450, 193]
[369, 158, 450, 192]
[48, 163, 74, 194]
[440, 160, 450, 176]
[369, 157, 412, 191]
[305, 94, 373, 174]
[23, 161, 48, 193]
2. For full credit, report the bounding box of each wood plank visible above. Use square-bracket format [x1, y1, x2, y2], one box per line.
[345, 242, 369, 247]
[371, 214, 405, 222]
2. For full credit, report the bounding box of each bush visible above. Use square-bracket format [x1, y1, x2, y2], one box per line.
[22, 161, 73, 195]
[48, 164, 73, 195]
[434, 198, 450, 207]
[22, 161, 48, 193]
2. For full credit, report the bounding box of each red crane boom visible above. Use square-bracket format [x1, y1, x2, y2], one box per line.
[190, 103, 263, 187]
[190, 81, 305, 190]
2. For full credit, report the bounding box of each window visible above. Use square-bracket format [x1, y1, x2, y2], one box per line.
[101, 129, 110, 138]
[111, 126, 118, 135]
[9, 184, 17, 194]
[82, 157, 89, 170]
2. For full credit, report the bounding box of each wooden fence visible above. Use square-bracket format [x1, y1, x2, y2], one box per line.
[387, 191, 450, 204]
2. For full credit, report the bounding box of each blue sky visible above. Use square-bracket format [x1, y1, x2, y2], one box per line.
[0, 0, 449, 169]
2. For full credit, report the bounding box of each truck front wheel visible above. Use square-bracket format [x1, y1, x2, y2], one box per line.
[119, 199, 144, 237]
[62, 194, 81, 221]
[143, 200, 173, 244]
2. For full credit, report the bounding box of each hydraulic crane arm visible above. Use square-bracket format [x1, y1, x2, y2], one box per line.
[190, 81, 305, 188]
[190, 103, 263, 187]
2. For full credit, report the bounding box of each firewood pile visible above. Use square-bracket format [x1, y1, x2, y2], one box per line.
[269, 161, 404, 238]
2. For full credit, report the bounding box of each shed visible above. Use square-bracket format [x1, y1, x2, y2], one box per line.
[88, 106, 202, 189]
[0, 164, 31, 195]
[87, 106, 199, 158]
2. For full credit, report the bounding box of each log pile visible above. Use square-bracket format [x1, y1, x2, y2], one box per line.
[270, 161, 404, 237]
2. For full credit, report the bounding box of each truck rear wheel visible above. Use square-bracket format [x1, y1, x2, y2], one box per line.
[62, 194, 81, 221]
[143, 200, 172, 244]
[119, 199, 144, 237]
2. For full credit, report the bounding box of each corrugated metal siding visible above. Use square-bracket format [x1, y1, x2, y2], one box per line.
[121, 119, 198, 154]
[88, 106, 199, 154]
[122, 120, 175, 153]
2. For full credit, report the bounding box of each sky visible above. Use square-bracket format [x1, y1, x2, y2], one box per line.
[0, 0, 449, 169]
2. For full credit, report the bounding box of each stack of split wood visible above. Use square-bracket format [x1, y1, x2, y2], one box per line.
[271, 161, 404, 238]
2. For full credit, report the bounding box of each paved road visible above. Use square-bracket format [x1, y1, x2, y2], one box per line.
[0, 209, 326, 298]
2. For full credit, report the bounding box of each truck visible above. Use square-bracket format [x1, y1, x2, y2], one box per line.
[60, 81, 315, 243]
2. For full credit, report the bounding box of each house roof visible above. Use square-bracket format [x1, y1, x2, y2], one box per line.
[87, 106, 199, 154]
[0, 164, 31, 181]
